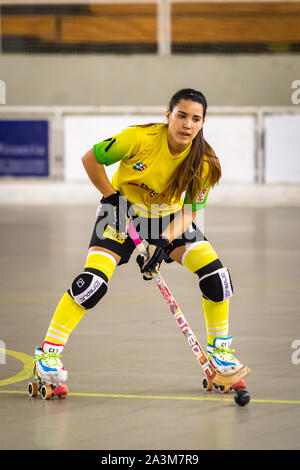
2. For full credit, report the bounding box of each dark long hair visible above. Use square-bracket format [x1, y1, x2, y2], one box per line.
[163, 88, 221, 204]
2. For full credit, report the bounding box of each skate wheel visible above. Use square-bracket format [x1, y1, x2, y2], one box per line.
[202, 377, 213, 392]
[53, 385, 68, 399]
[41, 385, 52, 400]
[28, 382, 39, 397]
[219, 385, 231, 394]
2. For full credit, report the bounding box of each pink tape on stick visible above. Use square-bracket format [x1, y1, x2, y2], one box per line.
[127, 222, 143, 247]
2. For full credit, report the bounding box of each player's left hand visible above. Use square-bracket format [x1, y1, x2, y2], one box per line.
[136, 236, 170, 279]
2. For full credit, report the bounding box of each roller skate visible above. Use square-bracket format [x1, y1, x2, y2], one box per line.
[202, 336, 247, 394]
[28, 341, 68, 400]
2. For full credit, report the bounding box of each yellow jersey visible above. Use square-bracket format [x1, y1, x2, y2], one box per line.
[93, 123, 210, 217]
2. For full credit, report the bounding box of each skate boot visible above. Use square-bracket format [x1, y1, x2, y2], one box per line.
[28, 341, 68, 400]
[206, 336, 246, 392]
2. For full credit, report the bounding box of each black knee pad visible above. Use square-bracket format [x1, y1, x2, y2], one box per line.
[69, 271, 107, 309]
[199, 267, 233, 303]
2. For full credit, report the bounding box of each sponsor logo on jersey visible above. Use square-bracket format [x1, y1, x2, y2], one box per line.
[196, 188, 208, 203]
[133, 161, 147, 172]
[128, 182, 158, 198]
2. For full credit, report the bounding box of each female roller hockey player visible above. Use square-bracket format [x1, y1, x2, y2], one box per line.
[31, 88, 246, 398]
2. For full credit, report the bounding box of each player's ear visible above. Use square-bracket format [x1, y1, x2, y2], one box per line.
[166, 109, 171, 123]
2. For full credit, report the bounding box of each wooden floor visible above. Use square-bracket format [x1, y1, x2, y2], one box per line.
[0, 205, 300, 450]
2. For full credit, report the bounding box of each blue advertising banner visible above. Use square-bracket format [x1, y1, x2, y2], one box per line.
[0, 120, 49, 177]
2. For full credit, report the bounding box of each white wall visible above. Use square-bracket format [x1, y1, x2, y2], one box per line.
[265, 114, 300, 183]
[204, 115, 255, 183]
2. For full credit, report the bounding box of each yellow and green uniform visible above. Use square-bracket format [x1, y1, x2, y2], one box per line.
[93, 124, 210, 217]
[42, 123, 228, 352]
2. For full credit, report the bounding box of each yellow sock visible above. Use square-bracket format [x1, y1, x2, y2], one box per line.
[202, 298, 229, 346]
[183, 241, 229, 346]
[43, 251, 116, 349]
[43, 292, 86, 348]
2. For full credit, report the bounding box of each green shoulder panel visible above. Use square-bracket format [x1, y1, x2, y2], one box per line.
[93, 126, 140, 166]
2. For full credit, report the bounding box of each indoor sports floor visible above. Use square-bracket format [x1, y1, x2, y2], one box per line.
[1, 205, 300, 450]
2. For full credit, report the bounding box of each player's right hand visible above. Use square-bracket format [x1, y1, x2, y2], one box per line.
[100, 191, 135, 237]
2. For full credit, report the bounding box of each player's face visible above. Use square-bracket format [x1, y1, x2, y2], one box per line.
[166, 99, 205, 152]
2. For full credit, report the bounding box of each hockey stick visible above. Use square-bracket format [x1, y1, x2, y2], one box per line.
[127, 222, 251, 389]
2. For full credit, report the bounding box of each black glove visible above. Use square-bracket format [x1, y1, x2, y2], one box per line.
[136, 235, 170, 279]
[100, 191, 135, 237]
